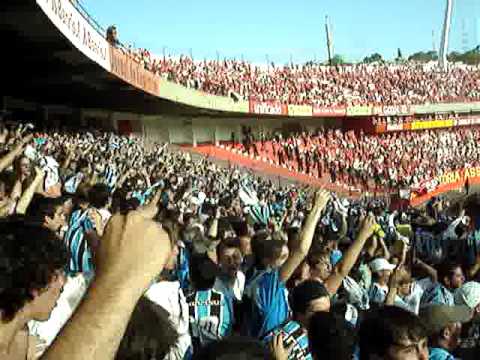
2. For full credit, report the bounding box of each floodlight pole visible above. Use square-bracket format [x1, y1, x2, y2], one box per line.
[439, 0, 453, 71]
[325, 16, 333, 65]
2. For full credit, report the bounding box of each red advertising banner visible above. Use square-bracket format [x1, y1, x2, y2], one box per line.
[410, 166, 480, 206]
[249, 100, 288, 116]
[109, 46, 160, 97]
[386, 123, 404, 132]
[312, 105, 347, 117]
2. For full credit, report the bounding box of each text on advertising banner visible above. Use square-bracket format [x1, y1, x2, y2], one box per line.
[109, 46, 160, 97]
[346, 105, 372, 117]
[36, 0, 111, 71]
[312, 105, 347, 117]
[410, 119, 454, 130]
[249, 100, 288, 116]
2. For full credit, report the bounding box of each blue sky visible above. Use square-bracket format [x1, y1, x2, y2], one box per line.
[81, 0, 479, 64]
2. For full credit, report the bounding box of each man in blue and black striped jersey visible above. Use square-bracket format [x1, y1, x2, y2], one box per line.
[263, 280, 331, 360]
[63, 185, 107, 277]
[186, 254, 234, 352]
[243, 190, 331, 339]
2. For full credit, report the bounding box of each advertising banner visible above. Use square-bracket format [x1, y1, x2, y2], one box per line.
[410, 119, 454, 130]
[36, 0, 111, 71]
[346, 105, 372, 117]
[249, 100, 288, 116]
[109, 46, 160, 97]
[288, 105, 313, 117]
[382, 105, 412, 116]
[386, 123, 404, 132]
[410, 166, 480, 206]
[312, 105, 347, 117]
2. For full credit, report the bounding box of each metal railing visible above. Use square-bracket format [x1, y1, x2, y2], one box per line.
[69, 0, 131, 53]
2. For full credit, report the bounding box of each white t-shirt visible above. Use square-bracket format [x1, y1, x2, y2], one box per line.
[214, 271, 246, 302]
[28, 274, 90, 351]
[145, 281, 191, 360]
[395, 279, 431, 315]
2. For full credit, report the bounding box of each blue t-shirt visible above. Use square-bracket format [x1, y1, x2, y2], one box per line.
[186, 288, 233, 349]
[420, 283, 454, 307]
[177, 243, 191, 290]
[429, 347, 455, 360]
[244, 268, 290, 338]
[263, 320, 312, 360]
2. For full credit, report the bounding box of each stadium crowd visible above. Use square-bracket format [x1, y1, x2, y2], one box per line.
[1, 120, 480, 360]
[122, 47, 480, 107]
[234, 126, 480, 191]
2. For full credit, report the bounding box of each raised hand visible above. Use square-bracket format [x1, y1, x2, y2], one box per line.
[358, 214, 377, 241]
[95, 191, 170, 288]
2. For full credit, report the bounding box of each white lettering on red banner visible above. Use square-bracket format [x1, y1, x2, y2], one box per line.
[36, 0, 111, 71]
[312, 106, 346, 117]
[249, 101, 286, 115]
[386, 123, 403, 132]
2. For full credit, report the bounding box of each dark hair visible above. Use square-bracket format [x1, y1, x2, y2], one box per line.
[308, 311, 356, 360]
[88, 183, 111, 209]
[25, 194, 64, 223]
[251, 232, 285, 267]
[306, 250, 330, 268]
[290, 280, 329, 316]
[359, 306, 428, 360]
[0, 219, 68, 322]
[189, 254, 219, 290]
[217, 237, 242, 258]
[236, 221, 249, 237]
[116, 297, 178, 360]
[437, 263, 461, 286]
[77, 159, 90, 172]
[191, 336, 268, 360]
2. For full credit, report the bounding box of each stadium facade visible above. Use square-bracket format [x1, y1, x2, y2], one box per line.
[1, 0, 480, 145]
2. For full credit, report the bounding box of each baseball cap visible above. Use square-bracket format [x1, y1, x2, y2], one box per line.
[369, 258, 396, 273]
[454, 282, 480, 310]
[419, 305, 473, 335]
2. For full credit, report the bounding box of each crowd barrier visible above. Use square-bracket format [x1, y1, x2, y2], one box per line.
[410, 166, 480, 206]
[36, 0, 480, 119]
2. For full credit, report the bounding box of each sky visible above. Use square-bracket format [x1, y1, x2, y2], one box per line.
[80, 0, 480, 64]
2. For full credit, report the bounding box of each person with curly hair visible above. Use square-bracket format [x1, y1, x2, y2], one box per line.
[0, 218, 68, 359]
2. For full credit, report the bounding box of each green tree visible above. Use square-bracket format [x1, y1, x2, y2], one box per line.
[331, 54, 346, 65]
[362, 53, 384, 64]
[408, 51, 438, 62]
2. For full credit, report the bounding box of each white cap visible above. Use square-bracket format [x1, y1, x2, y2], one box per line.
[454, 282, 480, 310]
[369, 258, 396, 273]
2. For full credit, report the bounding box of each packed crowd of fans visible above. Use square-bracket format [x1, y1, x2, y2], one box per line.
[234, 125, 480, 191]
[121, 48, 480, 107]
[1, 119, 480, 360]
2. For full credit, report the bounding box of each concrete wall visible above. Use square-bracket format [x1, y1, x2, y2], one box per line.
[141, 115, 343, 145]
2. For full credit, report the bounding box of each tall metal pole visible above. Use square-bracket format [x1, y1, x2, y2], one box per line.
[439, 0, 453, 70]
[325, 16, 333, 65]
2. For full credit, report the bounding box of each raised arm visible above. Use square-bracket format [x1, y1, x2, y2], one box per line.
[279, 190, 330, 283]
[324, 215, 376, 295]
[0, 134, 33, 173]
[413, 257, 438, 283]
[43, 193, 171, 360]
[468, 253, 480, 279]
[15, 167, 45, 215]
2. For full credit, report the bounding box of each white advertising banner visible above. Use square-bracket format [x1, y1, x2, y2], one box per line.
[36, 0, 111, 71]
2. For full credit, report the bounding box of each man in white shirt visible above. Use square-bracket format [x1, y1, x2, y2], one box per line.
[214, 237, 245, 302]
[145, 238, 192, 360]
